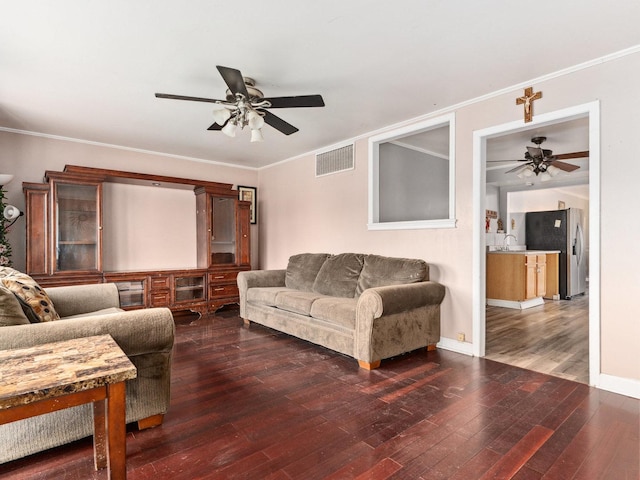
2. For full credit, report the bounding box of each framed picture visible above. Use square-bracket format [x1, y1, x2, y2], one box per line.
[238, 186, 257, 224]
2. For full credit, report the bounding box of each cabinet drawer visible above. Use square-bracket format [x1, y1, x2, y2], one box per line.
[150, 291, 171, 307]
[209, 284, 239, 298]
[209, 271, 239, 284]
[150, 276, 171, 290]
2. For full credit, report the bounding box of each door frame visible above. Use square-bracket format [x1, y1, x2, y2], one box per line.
[471, 101, 600, 386]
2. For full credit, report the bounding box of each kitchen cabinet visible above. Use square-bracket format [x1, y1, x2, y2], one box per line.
[486, 252, 556, 306]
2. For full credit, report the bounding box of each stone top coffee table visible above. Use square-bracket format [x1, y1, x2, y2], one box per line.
[0, 334, 137, 480]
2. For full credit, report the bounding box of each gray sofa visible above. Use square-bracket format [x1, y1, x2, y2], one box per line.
[0, 280, 175, 464]
[237, 253, 445, 369]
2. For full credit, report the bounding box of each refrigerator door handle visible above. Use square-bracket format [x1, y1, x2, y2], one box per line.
[574, 223, 585, 265]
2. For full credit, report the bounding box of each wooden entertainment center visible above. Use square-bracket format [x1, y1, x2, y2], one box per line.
[23, 165, 251, 315]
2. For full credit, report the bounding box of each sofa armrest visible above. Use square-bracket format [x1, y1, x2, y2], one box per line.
[357, 281, 446, 319]
[45, 283, 121, 318]
[237, 270, 286, 318]
[0, 307, 175, 357]
[237, 269, 286, 290]
[355, 281, 445, 363]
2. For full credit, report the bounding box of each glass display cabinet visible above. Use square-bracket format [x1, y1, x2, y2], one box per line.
[54, 182, 101, 272]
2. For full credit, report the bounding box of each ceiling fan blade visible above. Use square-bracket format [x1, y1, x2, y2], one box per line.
[155, 93, 226, 103]
[216, 65, 249, 98]
[262, 95, 325, 108]
[263, 110, 299, 135]
[487, 159, 528, 163]
[550, 160, 580, 172]
[505, 164, 530, 174]
[207, 122, 224, 131]
[555, 150, 589, 160]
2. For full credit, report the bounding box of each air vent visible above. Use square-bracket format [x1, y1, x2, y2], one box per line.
[315, 144, 354, 177]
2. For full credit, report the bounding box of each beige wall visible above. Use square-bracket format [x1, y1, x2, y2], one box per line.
[259, 52, 640, 386]
[1, 52, 638, 392]
[0, 132, 260, 271]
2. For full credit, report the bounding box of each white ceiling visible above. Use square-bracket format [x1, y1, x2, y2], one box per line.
[2, 1, 640, 169]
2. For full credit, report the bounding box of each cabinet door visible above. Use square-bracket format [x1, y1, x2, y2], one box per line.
[524, 255, 538, 300]
[52, 181, 102, 273]
[174, 274, 206, 303]
[210, 196, 236, 265]
[237, 201, 251, 267]
[24, 184, 49, 275]
[535, 255, 547, 298]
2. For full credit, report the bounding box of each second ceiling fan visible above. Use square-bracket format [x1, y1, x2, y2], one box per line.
[155, 65, 325, 141]
[491, 136, 588, 179]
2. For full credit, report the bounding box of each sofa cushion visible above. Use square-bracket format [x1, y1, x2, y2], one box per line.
[0, 267, 60, 322]
[312, 253, 364, 298]
[0, 284, 30, 326]
[275, 291, 326, 316]
[355, 255, 428, 296]
[285, 253, 331, 292]
[309, 297, 357, 330]
[247, 287, 292, 307]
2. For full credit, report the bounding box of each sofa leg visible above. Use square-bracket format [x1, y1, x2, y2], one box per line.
[427, 344, 437, 352]
[243, 318, 251, 326]
[137, 414, 164, 430]
[358, 360, 381, 370]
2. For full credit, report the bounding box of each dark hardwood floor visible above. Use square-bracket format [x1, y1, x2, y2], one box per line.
[1, 308, 638, 479]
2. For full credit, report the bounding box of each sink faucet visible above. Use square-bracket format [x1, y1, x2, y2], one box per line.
[503, 234, 517, 251]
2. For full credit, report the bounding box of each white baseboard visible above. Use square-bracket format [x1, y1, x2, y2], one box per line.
[486, 297, 544, 310]
[597, 373, 640, 399]
[437, 336, 474, 356]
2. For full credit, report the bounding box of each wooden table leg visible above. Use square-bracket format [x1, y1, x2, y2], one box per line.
[93, 399, 108, 470]
[107, 381, 127, 480]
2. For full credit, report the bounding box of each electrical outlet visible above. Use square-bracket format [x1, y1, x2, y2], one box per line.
[457, 332, 465, 342]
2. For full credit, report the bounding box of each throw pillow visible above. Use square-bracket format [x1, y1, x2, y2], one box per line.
[0, 267, 60, 322]
[355, 255, 428, 296]
[285, 253, 331, 292]
[312, 253, 364, 298]
[0, 284, 30, 326]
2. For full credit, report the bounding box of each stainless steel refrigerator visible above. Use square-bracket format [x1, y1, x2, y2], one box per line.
[525, 208, 587, 299]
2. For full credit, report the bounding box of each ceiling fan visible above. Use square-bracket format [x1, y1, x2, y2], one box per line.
[155, 65, 325, 141]
[490, 136, 588, 180]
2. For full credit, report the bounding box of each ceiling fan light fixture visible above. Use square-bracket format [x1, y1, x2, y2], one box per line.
[547, 165, 561, 176]
[517, 166, 535, 178]
[213, 108, 231, 125]
[540, 171, 552, 182]
[247, 110, 264, 130]
[250, 128, 264, 143]
[221, 120, 237, 137]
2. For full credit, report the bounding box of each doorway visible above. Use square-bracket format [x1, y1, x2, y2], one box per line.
[472, 102, 600, 386]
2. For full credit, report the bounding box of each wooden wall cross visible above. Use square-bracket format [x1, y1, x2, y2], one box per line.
[516, 87, 542, 123]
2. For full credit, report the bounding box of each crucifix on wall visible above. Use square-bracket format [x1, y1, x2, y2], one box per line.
[516, 86, 542, 123]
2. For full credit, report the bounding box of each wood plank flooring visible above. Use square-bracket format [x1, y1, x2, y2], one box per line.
[485, 294, 589, 384]
[1, 306, 637, 480]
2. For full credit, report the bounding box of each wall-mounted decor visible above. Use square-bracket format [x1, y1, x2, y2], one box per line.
[238, 186, 257, 224]
[516, 86, 542, 123]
